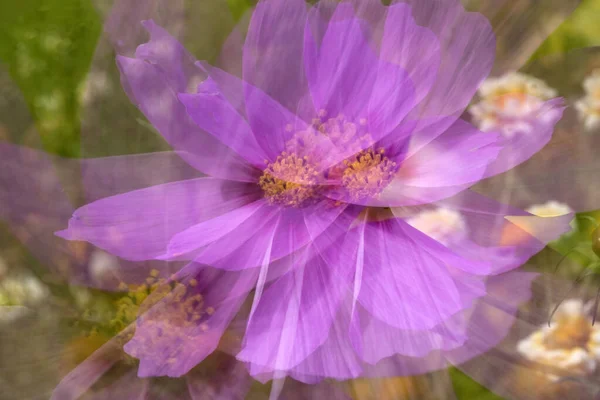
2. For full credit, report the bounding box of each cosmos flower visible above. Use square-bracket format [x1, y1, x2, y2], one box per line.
[0, 148, 550, 400]
[51, 0, 575, 382]
[0, 144, 350, 400]
[51, 269, 255, 400]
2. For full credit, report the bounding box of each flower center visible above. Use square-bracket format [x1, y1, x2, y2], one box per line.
[124, 275, 214, 365]
[544, 314, 592, 350]
[517, 299, 600, 377]
[259, 152, 319, 207]
[341, 148, 396, 201]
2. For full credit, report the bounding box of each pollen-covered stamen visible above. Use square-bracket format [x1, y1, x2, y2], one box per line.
[69, 270, 211, 367]
[259, 152, 319, 207]
[124, 275, 215, 366]
[342, 148, 396, 201]
[110, 270, 205, 336]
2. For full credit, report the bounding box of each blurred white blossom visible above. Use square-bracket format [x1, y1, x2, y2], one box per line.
[517, 299, 600, 379]
[406, 208, 468, 246]
[79, 70, 113, 106]
[88, 249, 120, 287]
[470, 72, 557, 135]
[526, 201, 573, 217]
[576, 69, 600, 130]
[0, 273, 48, 307]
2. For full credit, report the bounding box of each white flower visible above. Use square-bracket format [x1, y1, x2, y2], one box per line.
[88, 249, 119, 286]
[406, 208, 468, 246]
[517, 299, 600, 378]
[79, 70, 113, 105]
[576, 69, 600, 130]
[0, 274, 48, 306]
[478, 72, 558, 101]
[470, 72, 557, 135]
[526, 201, 573, 218]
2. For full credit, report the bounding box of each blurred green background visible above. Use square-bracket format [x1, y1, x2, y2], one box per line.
[0, 0, 599, 399]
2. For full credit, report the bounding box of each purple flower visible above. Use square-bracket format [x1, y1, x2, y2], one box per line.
[53, 339, 252, 400]
[55, 0, 571, 382]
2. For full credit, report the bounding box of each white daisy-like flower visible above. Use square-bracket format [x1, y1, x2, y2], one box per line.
[470, 72, 558, 135]
[406, 208, 468, 246]
[0, 274, 48, 306]
[79, 70, 113, 106]
[88, 249, 120, 287]
[517, 299, 600, 379]
[478, 72, 558, 100]
[576, 69, 600, 130]
[526, 201, 573, 218]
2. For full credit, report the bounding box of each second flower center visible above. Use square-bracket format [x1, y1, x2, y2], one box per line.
[341, 148, 396, 201]
[259, 152, 319, 207]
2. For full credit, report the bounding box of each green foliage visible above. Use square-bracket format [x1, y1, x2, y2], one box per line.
[227, 0, 255, 21]
[451, 368, 504, 400]
[534, 0, 600, 59]
[0, 0, 100, 157]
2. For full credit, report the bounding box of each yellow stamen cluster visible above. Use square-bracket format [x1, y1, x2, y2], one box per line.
[259, 115, 396, 206]
[78, 270, 208, 361]
[342, 148, 396, 201]
[67, 270, 211, 370]
[110, 269, 166, 335]
[259, 152, 319, 207]
[124, 275, 213, 366]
